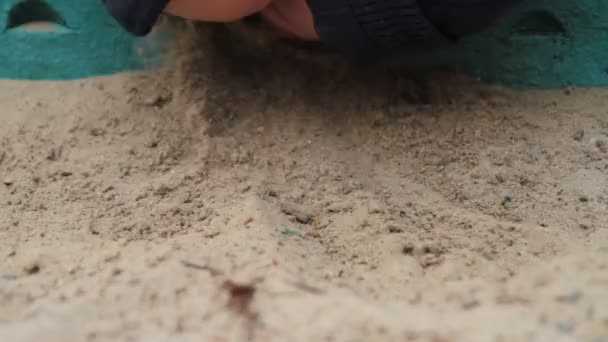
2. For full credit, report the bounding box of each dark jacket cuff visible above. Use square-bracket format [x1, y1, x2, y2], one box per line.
[101, 0, 169, 36]
[306, 0, 452, 63]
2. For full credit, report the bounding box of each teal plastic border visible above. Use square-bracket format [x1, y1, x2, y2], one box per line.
[412, 0, 608, 89]
[2, 0, 607, 88]
[0, 0, 162, 80]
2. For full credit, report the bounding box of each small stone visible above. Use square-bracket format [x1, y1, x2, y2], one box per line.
[154, 184, 173, 196]
[60, 171, 73, 177]
[89, 128, 105, 137]
[103, 251, 121, 263]
[596, 139, 607, 153]
[101, 185, 114, 194]
[144, 140, 159, 148]
[419, 254, 443, 268]
[3, 179, 13, 186]
[402, 244, 415, 255]
[24, 261, 41, 275]
[88, 221, 100, 235]
[573, 129, 585, 141]
[46, 147, 62, 161]
[461, 298, 481, 310]
[388, 225, 404, 233]
[244, 216, 254, 225]
[579, 196, 589, 203]
[142, 94, 172, 107]
[326, 202, 353, 213]
[367, 200, 384, 214]
[280, 202, 313, 224]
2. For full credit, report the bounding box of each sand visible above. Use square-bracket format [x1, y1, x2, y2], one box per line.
[1, 24, 607, 342]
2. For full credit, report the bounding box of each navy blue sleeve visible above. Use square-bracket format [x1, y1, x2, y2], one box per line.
[100, 0, 170, 36]
[306, 0, 451, 63]
[420, 0, 523, 38]
[306, 0, 522, 63]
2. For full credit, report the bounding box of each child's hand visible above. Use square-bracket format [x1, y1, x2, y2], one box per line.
[164, 0, 271, 22]
[260, 0, 318, 41]
[165, 0, 318, 41]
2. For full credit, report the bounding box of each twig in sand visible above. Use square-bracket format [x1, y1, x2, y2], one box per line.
[291, 280, 324, 295]
[180, 260, 223, 276]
